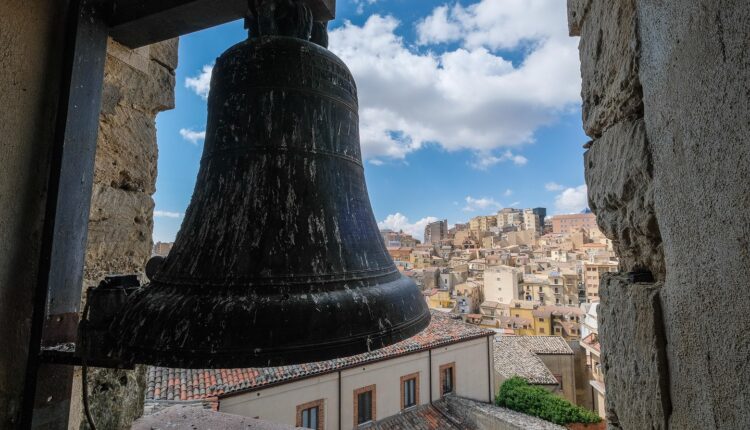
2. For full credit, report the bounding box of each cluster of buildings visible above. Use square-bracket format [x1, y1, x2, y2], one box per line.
[384, 209, 616, 417]
[143, 210, 614, 428]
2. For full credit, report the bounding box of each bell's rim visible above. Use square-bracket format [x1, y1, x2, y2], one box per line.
[120, 308, 431, 369]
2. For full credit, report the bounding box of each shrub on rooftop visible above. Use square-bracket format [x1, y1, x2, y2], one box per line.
[495, 377, 601, 425]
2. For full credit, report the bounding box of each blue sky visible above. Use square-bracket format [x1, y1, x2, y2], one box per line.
[153, 0, 588, 242]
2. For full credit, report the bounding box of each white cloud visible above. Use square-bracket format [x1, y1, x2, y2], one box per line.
[415, 5, 463, 45]
[503, 189, 513, 197]
[463, 195, 501, 212]
[470, 150, 528, 170]
[417, 0, 570, 50]
[368, 158, 384, 166]
[154, 210, 182, 219]
[179, 128, 206, 144]
[185, 64, 213, 99]
[377, 213, 438, 241]
[353, 0, 377, 14]
[545, 182, 564, 191]
[328, 5, 578, 164]
[554, 185, 589, 214]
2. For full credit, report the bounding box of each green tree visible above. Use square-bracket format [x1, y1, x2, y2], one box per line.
[495, 377, 601, 425]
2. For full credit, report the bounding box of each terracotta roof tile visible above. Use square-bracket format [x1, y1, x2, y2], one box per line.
[499, 335, 573, 355]
[146, 311, 492, 402]
[370, 405, 461, 429]
[494, 338, 559, 385]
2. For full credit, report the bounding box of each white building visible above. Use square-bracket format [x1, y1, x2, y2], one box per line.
[483, 265, 523, 305]
[145, 312, 495, 430]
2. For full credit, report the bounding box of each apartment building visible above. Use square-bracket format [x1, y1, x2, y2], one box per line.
[469, 215, 497, 233]
[550, 213, 598, 234]
[580, 303, 604, 418]
[423, 219, 448, 245]
[582, 261, 618, 302]
[483, 265, 523, 305]
[496, 208, 524, 228]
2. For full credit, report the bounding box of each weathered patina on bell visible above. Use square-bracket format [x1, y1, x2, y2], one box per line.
[113, 0, 430, 368]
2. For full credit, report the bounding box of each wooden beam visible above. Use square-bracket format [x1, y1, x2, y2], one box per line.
[20, 0, 109, 427]
[109, 0, 336, 48]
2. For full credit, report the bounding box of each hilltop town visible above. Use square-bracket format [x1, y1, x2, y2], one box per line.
[148, 208, 615, 425]
[381, 208, 615, 417]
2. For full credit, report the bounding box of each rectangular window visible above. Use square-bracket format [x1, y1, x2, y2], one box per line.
[400, 373, 419, 409]
[354, 385, 376, 426]
[302, 407, 319, 429]
[296, 400, 324, 430]
[440, 363, 455, 396]
[357, 391, 372, 424]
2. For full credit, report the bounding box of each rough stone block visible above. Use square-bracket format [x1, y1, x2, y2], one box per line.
[578, 0, 642, 138]
[107, 39, 151, 73]
[585, 119, 664, 278]
[149, 38, 179, 71]
[96, 105, 158, 195]
[84, 184, 154, 286]
[598, 273, 670, 430]
[567, 0, 591, 36]
[104, 51, 175, 114]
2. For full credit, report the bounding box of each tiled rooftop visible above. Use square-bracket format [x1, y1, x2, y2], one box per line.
[494, 338, 559, 385]
[499, 335, 573, 355]
[369, 404, 461, 430]
[146, 311, 493, 402]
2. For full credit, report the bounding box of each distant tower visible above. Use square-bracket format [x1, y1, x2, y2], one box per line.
[424, 219, 448, 244]
[532, 207, 547, 226]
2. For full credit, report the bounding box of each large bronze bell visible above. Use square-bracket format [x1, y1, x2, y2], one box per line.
[113, 1, 430, 368]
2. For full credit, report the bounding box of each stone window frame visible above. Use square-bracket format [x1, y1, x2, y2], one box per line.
[353, 384, 376, 427]
[400, 372, 420, 410]
[439, 362, 456, 396]
[296, 399, 325, 430]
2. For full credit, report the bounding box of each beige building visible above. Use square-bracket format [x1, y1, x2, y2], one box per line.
[550, 213, 598, 234]
[581, 332, 604, 418]
[469, 215, 497, 233]
[483, 266, 523, 305]
[152, 241, 174, 256]
[496, 208, 523, 228]
[410, 250, 433, 269]
[522, 209, 540, 232]
[145, 312, 495, 429]
[582, 261, 618, 302]
[494, 336, 577, 405]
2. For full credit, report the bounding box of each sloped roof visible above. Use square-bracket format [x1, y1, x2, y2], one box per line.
[370, 404, 461, 429]
[146, 311, 493, 402]
[500, 335, 573, 355]
[494, 338, 559, 385]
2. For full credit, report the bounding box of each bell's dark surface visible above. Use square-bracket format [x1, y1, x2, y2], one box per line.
[114, 33, 430, 368]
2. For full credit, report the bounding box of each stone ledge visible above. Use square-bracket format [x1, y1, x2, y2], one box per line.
[578, 0, 642, 138]
[567, 0, 591, 36]
[599, 273, 670, 430]
[584, 119, 664, 278]
[437, 396, 566, 430]
[132, 405, 303, 429]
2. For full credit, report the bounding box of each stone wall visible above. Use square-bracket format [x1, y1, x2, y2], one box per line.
[569, 0, 750, 428]
[69, 38, 178, 430]
[437, 396, 565, 430]
[0, 1, 68, 427]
